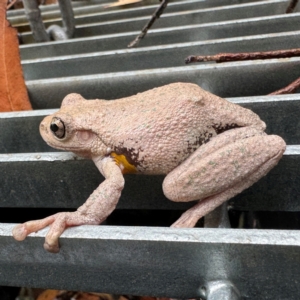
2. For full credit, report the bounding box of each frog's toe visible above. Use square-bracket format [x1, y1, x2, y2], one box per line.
[12, 224, 28, 241]
[171, 213, 199, 228]
[43, 212, 71, 253]
[44, 240, 60, 253]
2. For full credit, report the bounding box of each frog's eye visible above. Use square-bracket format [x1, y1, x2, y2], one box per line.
[50, 117, 65, 139]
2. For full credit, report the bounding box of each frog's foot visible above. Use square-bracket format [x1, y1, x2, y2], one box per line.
[171, 193, 226, 228]
[12, 211, 100, 253]
[13, 157, 124, 253]
[171, 212, 199, 228]
[13, 215, 56, 241]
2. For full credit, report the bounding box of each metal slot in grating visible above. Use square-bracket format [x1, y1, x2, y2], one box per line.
[1, 0, 300, 299]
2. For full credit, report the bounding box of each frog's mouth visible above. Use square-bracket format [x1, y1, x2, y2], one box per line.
[45, 141, 83, 151]
[40, 116, 52, 140]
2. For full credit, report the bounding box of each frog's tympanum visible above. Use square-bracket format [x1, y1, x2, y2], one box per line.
[12, 83, 286, 252]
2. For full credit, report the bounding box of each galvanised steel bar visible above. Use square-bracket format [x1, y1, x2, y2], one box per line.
[18, 0, 293, 43]
[8, 1, 113, 24]
[21, 31, 300, 80]
[22, 0, 75, 42]
[24, 57, 300, 109]
[8, 0, 262, 27]
[0, 151, 192, 210]
[1, 225, 300, 299]
[6, 0, 115, 18]
[0, 110, 55, 153]
[56, 0, 75, 38]
[72, 0, 292, 37]
[19, 13, 300, 55]
[204, 203, 231, 228]
[22, 0, 50, 42]
[201, 280, 241, 300]
[11, 0, 263, 32]
[1, 94, 299, 153]
[0, 146, 298, 211]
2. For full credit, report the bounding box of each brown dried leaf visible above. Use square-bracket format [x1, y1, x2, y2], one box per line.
[0, 0, 32, 111]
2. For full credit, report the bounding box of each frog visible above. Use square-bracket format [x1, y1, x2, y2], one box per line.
[12, 82, 286, 253]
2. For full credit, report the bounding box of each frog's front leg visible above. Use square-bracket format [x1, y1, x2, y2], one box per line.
[12, 157, 124, 253]
[163, 127, 286, 228]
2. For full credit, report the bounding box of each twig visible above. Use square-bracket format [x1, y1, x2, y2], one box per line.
[128, 0, 169, 48]
[185, 48, 300, 95]
[185, 48, 300, 64]
[269, 77, 300, 95]
[286, 0, 299, 13]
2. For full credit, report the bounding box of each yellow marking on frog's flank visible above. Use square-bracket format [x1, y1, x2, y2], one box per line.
[110, 152, 137, 174]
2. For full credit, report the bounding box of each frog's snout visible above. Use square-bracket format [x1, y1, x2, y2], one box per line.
[39, 116, 53, 141]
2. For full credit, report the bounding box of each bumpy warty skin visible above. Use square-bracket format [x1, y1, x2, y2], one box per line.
[40, 82, 266, 175]
[13, 82, 286, 253]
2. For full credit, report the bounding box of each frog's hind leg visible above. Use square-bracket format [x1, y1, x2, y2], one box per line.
[170, 157, 274, 228]
[162, 129, 286, 228]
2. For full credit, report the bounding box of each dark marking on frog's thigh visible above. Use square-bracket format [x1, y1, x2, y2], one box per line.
[185, 132, 213, 155]
[182, 124, 242, 157]
[212, 123, 242, 134]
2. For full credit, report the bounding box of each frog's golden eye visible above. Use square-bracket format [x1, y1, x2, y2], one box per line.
[50, 117, 65, 139]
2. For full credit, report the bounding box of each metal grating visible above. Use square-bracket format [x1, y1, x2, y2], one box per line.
[1, 0, 300, 299]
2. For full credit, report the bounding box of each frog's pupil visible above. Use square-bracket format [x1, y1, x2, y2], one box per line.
[50, 123, 59, 132]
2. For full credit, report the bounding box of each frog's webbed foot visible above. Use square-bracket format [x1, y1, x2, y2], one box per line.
[12, 211, 101, 253]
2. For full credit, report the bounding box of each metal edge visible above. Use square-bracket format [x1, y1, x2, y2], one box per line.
[1, 223, 300, 246]
[21, 30, 300, 64]
[19, 13, 300, 49]
[0, 145, 298, 161]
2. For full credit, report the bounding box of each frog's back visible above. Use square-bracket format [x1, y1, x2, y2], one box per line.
[97, 83, 265, 174]
[111, 82, 203, 111]
[108, 82, 264, 132]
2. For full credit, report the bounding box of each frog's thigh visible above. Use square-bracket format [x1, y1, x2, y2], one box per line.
[163, 134, 285, 203]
